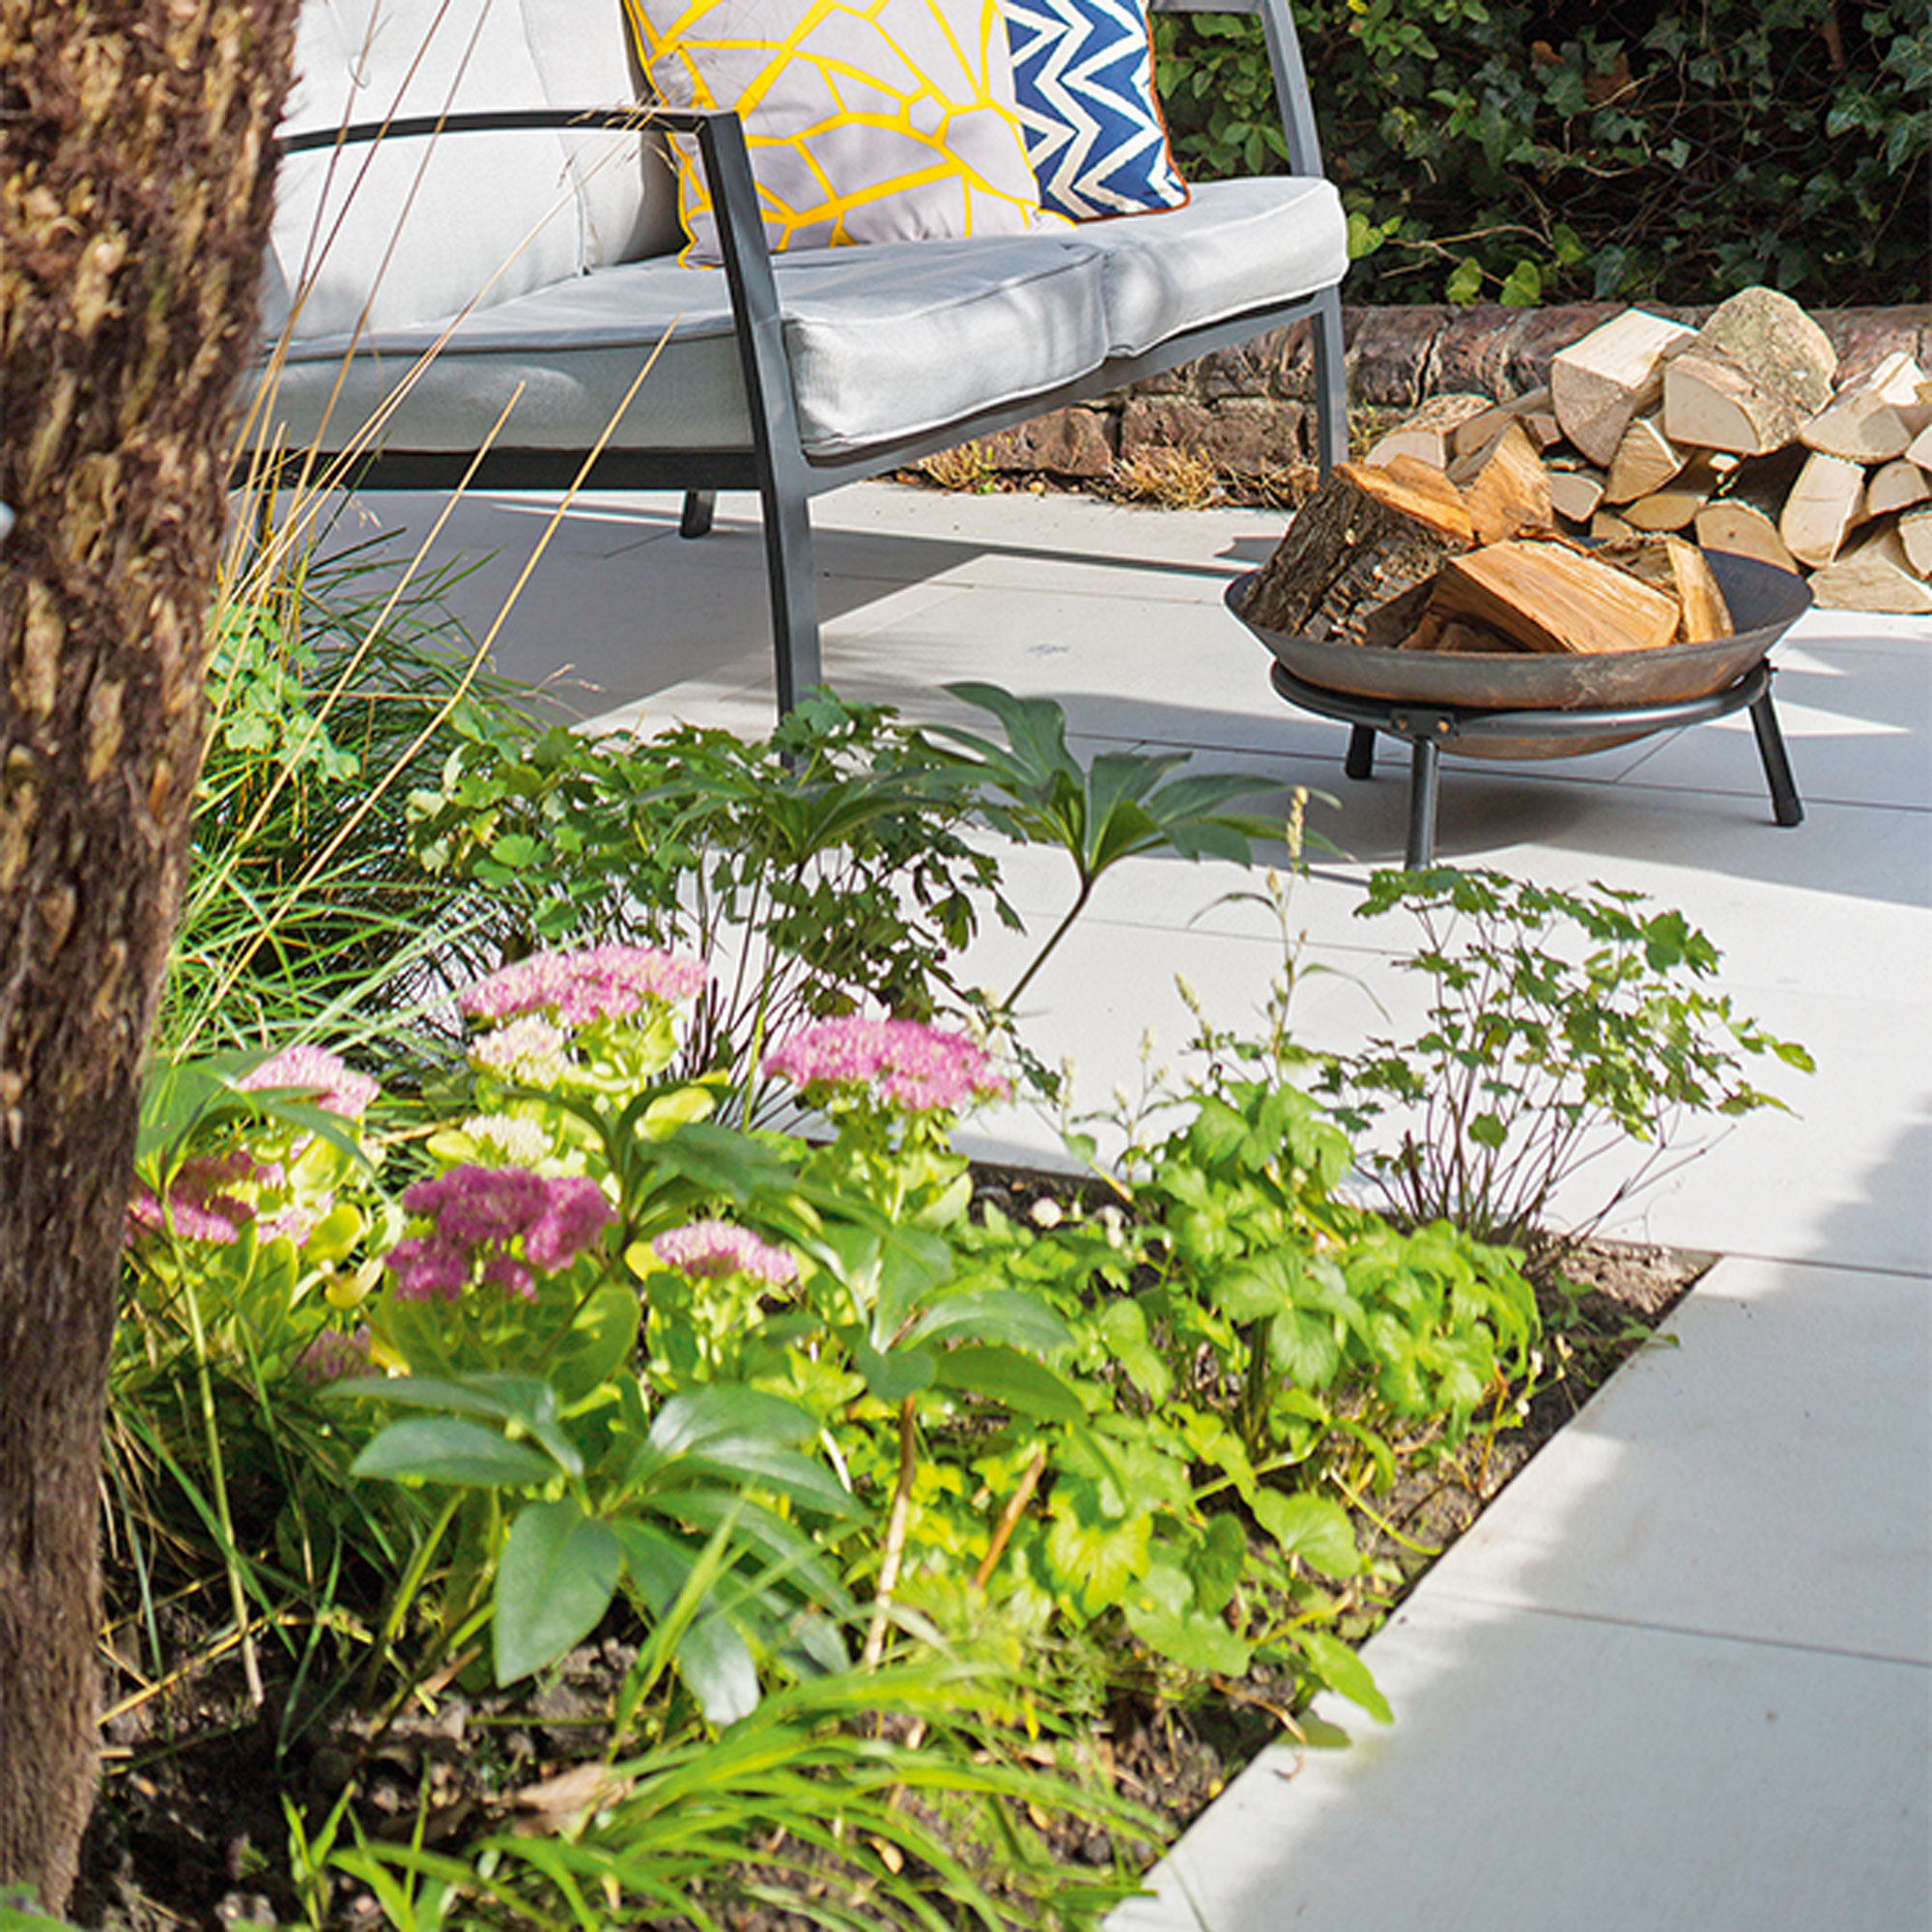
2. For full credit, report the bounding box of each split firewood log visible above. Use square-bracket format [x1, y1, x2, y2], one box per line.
[1546, 464, 1607, 525]
[1900, 505, 1932, 580]
[1449, 420, 1556, 544]
[1421, 539, 1682, 655]
[1550, 310, 1696, 467]
[1236, 457, 1473, 643]
[1859, 350, 1928, 423]
[1363, 393, 1493, 469]
[1597, 532, 1734, 641]
[1662, 287, 1837, 456]
[1779, 450, 1867, 569]
[1451, 386, 1560, 459]
[1604, 415, 1687, 504]
[1693, 500, 1800, 573]
[1622, 453, 1726, 532]
[1906, 421, 1932, 470]
[1808, 526, 1932, 612]
[1801, 387, 1913, 464]
[1865, 458, 1931, 519]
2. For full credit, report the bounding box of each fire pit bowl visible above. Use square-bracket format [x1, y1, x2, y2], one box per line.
[1227, 547, 1812, 711]
[1229, 547, 1812, 866]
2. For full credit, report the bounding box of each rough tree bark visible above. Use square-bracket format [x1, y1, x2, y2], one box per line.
[0, 0, 300, 1909]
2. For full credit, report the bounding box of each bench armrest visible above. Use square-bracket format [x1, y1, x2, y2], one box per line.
[276, 104, 800, 478]
[1150, 0, 1325, 181]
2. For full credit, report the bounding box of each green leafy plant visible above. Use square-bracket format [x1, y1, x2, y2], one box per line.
[1153, 3, 1929, 307]
[407, 691, 1014, 1107]
[929, 681, 1277, 1008]
[1322, 867, 1813, 1251]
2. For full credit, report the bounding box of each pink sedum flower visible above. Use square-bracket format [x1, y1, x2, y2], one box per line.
[469, 1014, 570, 1084]
[461, 945, 706, 1030]
[651, 1219, 799, 1286]
[239, 1044, 380, 1119]
[295, 1326, 373, 1384]
[127, 1150, 262, 1245]
[386, 1165, 615, 1302]
[763, 1017, 1008, 1114]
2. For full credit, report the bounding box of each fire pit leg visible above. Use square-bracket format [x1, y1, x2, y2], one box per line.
[1345, 724, 1377, 780]
[1406, 738, 1441, 869]
[1748, 688, 1804, 828]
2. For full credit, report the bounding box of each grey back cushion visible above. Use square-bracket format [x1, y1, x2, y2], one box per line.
[268, 0, 679, 341]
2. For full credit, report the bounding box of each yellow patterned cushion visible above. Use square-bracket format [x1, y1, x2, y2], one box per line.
[625, 0, 1063, 263]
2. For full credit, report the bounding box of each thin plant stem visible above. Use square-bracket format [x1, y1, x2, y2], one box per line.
[862, 1397, 920, 1670]
[972, 1446, 1047, 1591]
[178, 1265, 265, 1707]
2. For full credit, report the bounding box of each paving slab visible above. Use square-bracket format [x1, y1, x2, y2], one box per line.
[1107, 1594, 1932, 1932]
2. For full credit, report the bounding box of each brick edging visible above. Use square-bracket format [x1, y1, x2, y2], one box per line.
[972, 304, 1932, 480]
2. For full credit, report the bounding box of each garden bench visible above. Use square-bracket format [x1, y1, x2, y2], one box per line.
[260, 0, 1349, 714]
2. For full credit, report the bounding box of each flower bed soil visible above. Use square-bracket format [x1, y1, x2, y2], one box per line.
[70, 1181, 1707, 1932]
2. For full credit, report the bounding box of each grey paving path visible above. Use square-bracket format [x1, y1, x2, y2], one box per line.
[375, 480, 1931, 1931]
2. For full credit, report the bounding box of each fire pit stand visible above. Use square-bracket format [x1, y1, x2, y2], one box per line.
[1268, 657, 1804, 868]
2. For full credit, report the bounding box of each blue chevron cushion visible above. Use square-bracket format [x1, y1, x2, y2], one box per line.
[1004, 0, 1189, 219]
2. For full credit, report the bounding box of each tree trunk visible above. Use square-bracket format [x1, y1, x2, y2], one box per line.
[0, 0, 299, 1909]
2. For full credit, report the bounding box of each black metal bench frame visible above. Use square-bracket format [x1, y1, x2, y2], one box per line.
[276, 0, 1346, 716]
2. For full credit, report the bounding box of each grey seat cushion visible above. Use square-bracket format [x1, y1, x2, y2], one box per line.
[266, 234, 1112, 462]
[1076, 176, 1349, 358]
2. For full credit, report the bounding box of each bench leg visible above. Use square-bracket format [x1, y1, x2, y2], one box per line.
[680, 490, 716, 539]
[759, 476, 823, 717]
[1344, 723, 1376, 780]
[1310, 285, 1348, 477]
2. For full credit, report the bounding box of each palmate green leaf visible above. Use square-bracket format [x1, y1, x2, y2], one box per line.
[1042, 1488, 1151, 1616]
[351, 1417, 556, 1489]
[1252, 1490, 1362, 1579]
[495, 1498, 623, 1685]
[1122, 1550, 1252, 1677]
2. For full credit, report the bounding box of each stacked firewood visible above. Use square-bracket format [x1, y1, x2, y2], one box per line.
[1237, 437, 1740, 658]
[1325, 286, 1932, 618]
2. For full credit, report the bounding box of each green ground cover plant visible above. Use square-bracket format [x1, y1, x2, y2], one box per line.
[73, 522, 1804, 1930]
[1155, 2, 1930, 308]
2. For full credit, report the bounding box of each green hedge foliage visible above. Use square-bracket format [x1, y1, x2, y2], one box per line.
[1154, 1, 1930, 308]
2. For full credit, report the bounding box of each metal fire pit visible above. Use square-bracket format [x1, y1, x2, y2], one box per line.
[1230, 548, 1812, 867]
